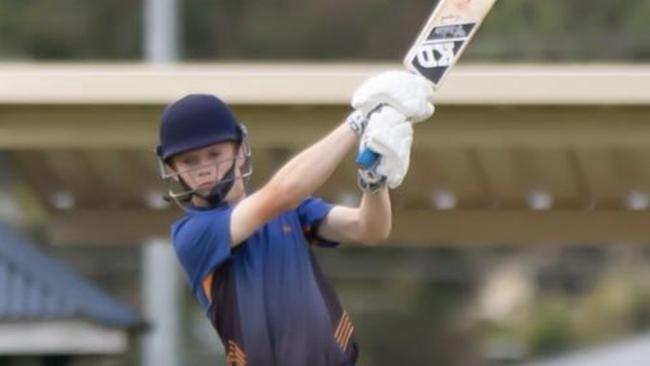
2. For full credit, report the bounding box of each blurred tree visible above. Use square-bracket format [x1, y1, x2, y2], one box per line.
[525, 299, 575, 356]
[0, 0, 141, 60]
[1, 0, 650, 61]
[321, 247, 482, 366]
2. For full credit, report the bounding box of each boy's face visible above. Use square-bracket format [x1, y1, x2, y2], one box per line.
[169, 141, 241, 198]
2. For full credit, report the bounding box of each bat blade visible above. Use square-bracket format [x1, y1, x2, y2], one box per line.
[404, 0, 498, 88]
[356, 0, 498, 170]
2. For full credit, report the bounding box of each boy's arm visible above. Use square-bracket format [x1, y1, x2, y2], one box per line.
[230, 71, 433, 247]
[316, 188, 392, 245]
[229, 122, 356, 246]
[317, 103, 419, 246]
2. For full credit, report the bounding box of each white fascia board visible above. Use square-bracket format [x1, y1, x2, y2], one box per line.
[0, 63, 648, 105]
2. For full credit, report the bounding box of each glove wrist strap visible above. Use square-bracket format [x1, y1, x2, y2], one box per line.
[357, 170, 386, 193]
[346, 110, 368, 136]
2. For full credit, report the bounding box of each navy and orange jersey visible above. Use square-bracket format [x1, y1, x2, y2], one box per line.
[171, 197, 358, 366]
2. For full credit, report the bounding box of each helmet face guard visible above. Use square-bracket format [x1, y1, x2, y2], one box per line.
[156, 94, 253, 209]
[159, 141, 253, 209]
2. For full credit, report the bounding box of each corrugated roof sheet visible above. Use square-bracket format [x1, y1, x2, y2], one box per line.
[0, 222, 140, 327]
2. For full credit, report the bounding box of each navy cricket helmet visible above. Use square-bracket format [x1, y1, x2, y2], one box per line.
[156, 94, 245, 161]
[156, 94, 252, 209]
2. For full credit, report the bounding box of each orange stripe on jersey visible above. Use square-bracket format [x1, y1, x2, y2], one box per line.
[335, 311, 355, 350]
[340, 322, 355, 352]
[226, 352, 246, 366]
[334, 312, 349, 343]
[226, 340, 247, 366]
[337, 319, 352, 348]
[202, 273, 214, 303]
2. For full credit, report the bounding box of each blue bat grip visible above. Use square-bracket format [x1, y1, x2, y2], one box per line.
[356, 148, 380, 170]
[355, 104, 389, 170]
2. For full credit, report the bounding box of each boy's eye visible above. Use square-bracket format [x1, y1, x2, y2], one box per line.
[181, 156, 199, 166]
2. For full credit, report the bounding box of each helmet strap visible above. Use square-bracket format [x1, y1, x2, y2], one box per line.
[204, 162, 237, 206]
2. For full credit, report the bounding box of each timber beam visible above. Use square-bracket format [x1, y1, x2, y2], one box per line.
[47, 208, 650, 246]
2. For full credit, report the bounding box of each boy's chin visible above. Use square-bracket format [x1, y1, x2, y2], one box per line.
[195, 187, 215, 197]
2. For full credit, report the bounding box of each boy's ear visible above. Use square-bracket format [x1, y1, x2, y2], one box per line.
[236, 144, 249, 169]
[235, 143, 247, 158]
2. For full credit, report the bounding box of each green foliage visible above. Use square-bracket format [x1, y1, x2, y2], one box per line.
[0, 0, 141, 60]
[469, 0, 650, 61]
[321, 247, 482, 366]
[525, 300, 574, 356]
[339, 279, 478, 366]
[481, 264, 650, 360]
[0, 0, 649, 61]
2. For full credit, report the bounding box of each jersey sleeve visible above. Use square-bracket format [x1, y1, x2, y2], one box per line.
[171, 208, 233, 300]
[296, 197, 338, 247]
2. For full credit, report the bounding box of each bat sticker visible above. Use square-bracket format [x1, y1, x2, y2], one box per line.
[407, 23, 477, 85]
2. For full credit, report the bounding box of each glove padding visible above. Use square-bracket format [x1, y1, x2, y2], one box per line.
[352, 70, 435, 124]
[358, 106, 413, 190]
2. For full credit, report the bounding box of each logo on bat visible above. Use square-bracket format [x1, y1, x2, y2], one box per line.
[406, 22, 478, 85]
[416, 42, 456, 68]
[415, 23, 476, 69]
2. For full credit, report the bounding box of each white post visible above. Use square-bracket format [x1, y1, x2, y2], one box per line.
[144, 0, 180, 63]
[141, 0, 181, 362]
[140, 239, 183, 366]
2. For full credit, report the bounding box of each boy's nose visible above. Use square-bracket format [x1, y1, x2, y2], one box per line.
[199, 169, 212, 176]
[197, 165, 216, 177]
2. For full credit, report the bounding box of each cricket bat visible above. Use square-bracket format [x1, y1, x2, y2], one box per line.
[356, 0, 498, 169]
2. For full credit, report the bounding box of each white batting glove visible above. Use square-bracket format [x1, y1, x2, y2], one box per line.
[352, 70, 435, 124]
[358, 106, 414, 190]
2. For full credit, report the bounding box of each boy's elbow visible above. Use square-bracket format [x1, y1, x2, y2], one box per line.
[359, 225, 391, 245]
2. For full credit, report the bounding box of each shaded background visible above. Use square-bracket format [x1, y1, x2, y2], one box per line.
[1, 0, 650, 61]
[1, 1, 650, 366]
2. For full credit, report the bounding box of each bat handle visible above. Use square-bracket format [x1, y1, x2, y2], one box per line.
[355, 104, 396, 170]
[356, 103, 401, 170]
[356, 149, 380, 169]
[355, 104, 410, 170]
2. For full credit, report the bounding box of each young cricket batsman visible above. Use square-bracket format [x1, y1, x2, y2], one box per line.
[156, 71, 434, 366]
